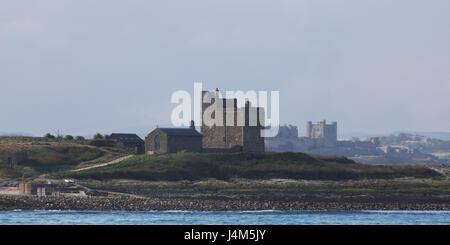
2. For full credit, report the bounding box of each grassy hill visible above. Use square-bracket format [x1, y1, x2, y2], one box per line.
[62, 152, 442, 181]
[0, 142, 124, 179]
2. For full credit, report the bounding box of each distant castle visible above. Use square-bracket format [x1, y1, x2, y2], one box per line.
[306, 120, 337, 142]
[266, 120, 379, 154]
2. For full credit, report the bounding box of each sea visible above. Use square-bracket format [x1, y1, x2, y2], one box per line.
[0, 210, 449, 225]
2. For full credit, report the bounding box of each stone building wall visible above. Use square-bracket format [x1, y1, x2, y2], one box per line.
[306, 120, 337, 142]
[145, 130, 168, 154]
[275, 125, 298, 139]
[167, 135, 202, 153]
[19, 183, 56, 196]
[145, 129, 202, 154]
[200, 89, 265, 153]
[243, 126, 265, 152]
[201, 125, 244, 149]
[201, 90, 243, 149]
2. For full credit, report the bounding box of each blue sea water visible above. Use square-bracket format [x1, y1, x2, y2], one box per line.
[0, 210, 449, 225]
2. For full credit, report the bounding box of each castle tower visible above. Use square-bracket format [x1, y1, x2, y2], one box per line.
[306, 121, 312, 138]
[200, 88, 264, 152]
[306, 120, 337, 142]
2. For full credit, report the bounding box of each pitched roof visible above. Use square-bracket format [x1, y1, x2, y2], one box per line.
[109, 133, 144, 143]
[157, 128, 203, 137]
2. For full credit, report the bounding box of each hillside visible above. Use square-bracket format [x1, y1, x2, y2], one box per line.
[62, 152, 442, 181]
[0, 141, 125, 179]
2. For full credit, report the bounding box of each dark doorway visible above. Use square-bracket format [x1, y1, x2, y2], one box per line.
[7, 157, 13, 169]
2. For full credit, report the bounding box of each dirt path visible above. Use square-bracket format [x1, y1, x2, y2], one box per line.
[71, 155, 133, 172]
[428, 165, 450, 179]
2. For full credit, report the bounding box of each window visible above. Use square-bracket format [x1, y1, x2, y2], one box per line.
[154, 135, 161, 150]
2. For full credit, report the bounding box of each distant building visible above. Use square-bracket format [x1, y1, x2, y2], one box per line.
[274, 125, 298, 139]
[19, 183, 57, 196]
[368, 137, 381, 147]
[145, 121, 203, 154]
[306, 120, 337, 142]
[200, 89, 265, 153]
[109, 133, 145, 154]
[266, 120, 381, 156]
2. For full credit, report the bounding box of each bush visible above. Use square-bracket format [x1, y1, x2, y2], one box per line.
[23, 146, 105, 171]
[93, 133, 104, 140]
[64, 135, 74, 140]
[75, 136, 85, 141]
[44, 133, 55, 139]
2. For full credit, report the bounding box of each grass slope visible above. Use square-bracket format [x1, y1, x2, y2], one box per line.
[63, 152, 442, 181]
[0, 143, 122, 178]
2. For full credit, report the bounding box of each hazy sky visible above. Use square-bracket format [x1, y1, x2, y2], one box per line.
[1, 0, 449, 137]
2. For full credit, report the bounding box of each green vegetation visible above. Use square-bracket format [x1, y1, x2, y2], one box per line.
[23, 146, 105, 171]
[0, 145, 104, 176]
[0, 142, 125, 179]
[44, 133, 56, 139]
[75, 136, 85, 141]
[98, 146, 134, 155]
[0, 136, 88, 144]
[79, 178, 450, 194]
[1, 137, 446, 196]
[62, 152, 442, 181]
[64, 135, 74, 141]
[93, 133, 104, 140]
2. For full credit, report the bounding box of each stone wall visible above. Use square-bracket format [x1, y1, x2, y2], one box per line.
[243, 126, 265, 152]
[200, 89, 265, 153]
[18, 183, 57, 196]
[201, 125, 244, 149]
[275, 125, 298, 139]
[306, 120, 337, 142]
[145, 129, 202, 154]
[145, 129, 168, 154]
[167, 135, 202, 153]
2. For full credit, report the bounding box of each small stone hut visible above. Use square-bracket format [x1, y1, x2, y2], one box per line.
[18, 183, 57, 196]
[145, 122, 203, 154]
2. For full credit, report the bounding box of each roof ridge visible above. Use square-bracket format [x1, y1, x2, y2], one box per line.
[156, 127, 203, 137]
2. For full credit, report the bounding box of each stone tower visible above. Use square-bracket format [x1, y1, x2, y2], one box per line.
[200, 89, 265, 152]
[306, 120, 337, 142]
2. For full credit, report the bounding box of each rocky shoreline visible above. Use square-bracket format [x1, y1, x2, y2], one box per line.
[1, 193, 450, 211]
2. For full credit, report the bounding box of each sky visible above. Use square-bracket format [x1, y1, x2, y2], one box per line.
[0, 0, 449, 137]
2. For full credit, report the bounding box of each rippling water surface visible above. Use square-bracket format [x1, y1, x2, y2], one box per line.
[0, 210, 449, 225]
